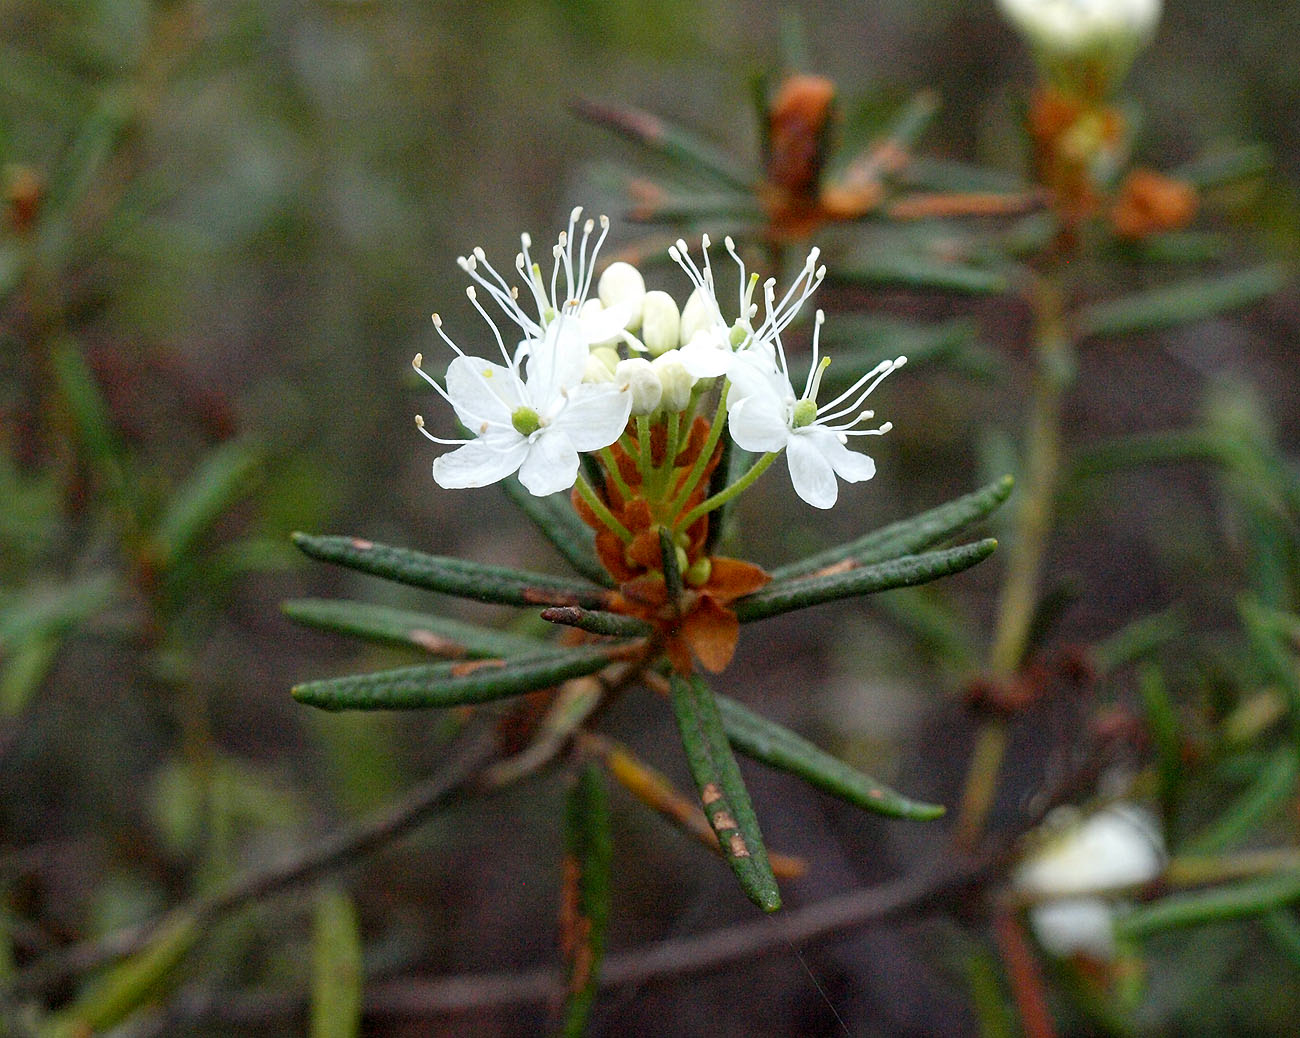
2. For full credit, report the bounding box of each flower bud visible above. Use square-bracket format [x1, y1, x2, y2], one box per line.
[598, 261, 646, 332]
[678, 286, 716, 346]
[615, 357, 662, 415]
[998, 0, 1161, 98]
[640, 290, 681, 357]
[583, 353, 616, 383]
[589, 345, 621, 375]
[650, 349, 695, 413]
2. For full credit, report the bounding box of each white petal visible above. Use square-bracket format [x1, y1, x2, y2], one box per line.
[432, 435, 529, 489]
[517, 429, 580, 496]
[581, 300, 637, 345]
[728, 395, 790, 454]
[803, 424, 877, 484]
[551, 383, 632, 451]
[444, 355, 519, 431]
[678, 330, 732, 379]
[785, 432, 839, 508]
[525, 316, 587, 405]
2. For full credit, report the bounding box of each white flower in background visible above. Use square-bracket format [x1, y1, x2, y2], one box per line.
[998, 0, 1162, 93]
[414, 312, 631, 496]
[1015, 802, 1165, 958]
[456, 206, 638, 357]
[726, 304, 905, 510]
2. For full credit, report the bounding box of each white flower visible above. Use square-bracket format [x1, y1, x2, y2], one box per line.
[414, 313, 631, 496]
[726, 306, 904, 509]
[456, 206, 637, 357]
[1015, 803, 1165, 959]
[998, 0, 1161, 91]
[670, 236, 826, 381]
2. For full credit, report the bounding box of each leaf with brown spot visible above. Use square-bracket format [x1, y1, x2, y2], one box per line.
[669, 672, 781, 912]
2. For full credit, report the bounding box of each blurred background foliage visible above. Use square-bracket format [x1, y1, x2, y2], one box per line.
[1, 0, 1298, 1034]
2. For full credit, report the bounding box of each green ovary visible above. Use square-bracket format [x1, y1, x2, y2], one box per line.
[511, 406, 542, 437]
[792, 398, 818, 429]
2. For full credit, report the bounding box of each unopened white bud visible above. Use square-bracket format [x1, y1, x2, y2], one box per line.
[589, 346, 621, 375]
[615, 357, 662, 415]
[598, 262, 646, 332]
[584, 353, 616, 383]
[651, 349, 695, 413]
[678, 286, 716, 347]
[640, 291, 681, 357]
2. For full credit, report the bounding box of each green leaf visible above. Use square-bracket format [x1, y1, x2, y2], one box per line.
[290, 533, 610, 609]
[571, 98, 755, 191]
[561, 763, 612, 1038]
[771, 478, 1012, 581]
[1117, 870, 1300, 939]
[1137, 663, 1182, 822]
[311, 886, 363, 1038]
[716, 693, 944, 819]
[500, 477, 613, 587]
[1182, 748, 1299, 856]
[49, 339, 136, 514]
[899, 156, 1028, 195]
[807, 316, 999, 381]
[41, 913, 198, 1037]
[1172, 144, 1271, 190]
[831, 254, 1009, 295]
[0, 572, 117, 651]
[292, 645, 618, 711]
[1075, 266, 1286, 339]
[738, 539, 996, 623]
[45, 91, 135, 220]
[878, 89, 940, 155]
[1127, 230, 1229, 266]
[669, 674, 781, 912]
[1090, 607, 1187, 674]
[540, 606, 653, 639]
[282, 598, 545, 658]
[154, 440, 262, 569]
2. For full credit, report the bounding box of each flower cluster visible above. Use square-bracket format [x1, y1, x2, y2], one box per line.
[415, 207, 903, 510]
[414, 209, 905, 672]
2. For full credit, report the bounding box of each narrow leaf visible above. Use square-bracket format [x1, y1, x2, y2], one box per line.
[282, 598, 545, 658]
[49, 339, 136, 513]
[1091, 607, 1186, 674]
[500, 477, 612, 587]
[311, 886, 363, 1038]
[42, 913, 198, 1036]
[831, 256, 1009, 295]
[591, 734, 806, 879]
[571, 98, 755, 191]
[1182, 748, 1299, 856]
[1172, 144, 1271, 190]
[292, 646, 618, 711]
[560, 763, 612, 1038]
[1117, 870, 1300, 939]
[1075, 265, 1286, 339]
[290, 533, 609, 609]
[716, 693, 944, 819]
[741, 539, 997, 623]
[669, 673, 781, 911]
[154, 440, 262, 568]
[1137, 663, 1182, 820]
[540, 606, 652, 639]
[771, 477, 1012, 581]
